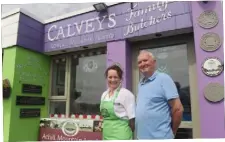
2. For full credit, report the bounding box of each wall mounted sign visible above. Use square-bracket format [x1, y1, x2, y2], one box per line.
[22, 84, 42, 94]
[16, 96, 45, 105]
[198, 10, 219, 29]
[20, 108, 41, 118]
[201, 57, 224, 77]
[200, 32, 221, 52]
[39, 118, 102, 141]
[203, 83, 224, 103]
[44, 1, 180, 52]
[47, 1, 170, 42]
[3, 79, 11, 99]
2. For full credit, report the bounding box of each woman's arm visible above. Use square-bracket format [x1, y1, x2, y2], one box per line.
[123, 89, 136, 132]
[129, 118, 135, 132]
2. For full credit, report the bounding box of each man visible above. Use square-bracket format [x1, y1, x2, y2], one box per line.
[135, 50, 183, 139]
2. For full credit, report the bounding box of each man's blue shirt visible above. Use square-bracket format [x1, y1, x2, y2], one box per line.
[135, 71, 179, 139]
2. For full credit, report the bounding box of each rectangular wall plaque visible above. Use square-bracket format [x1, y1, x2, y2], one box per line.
[16, 96, 45, 105]
[20, 108, 41, 118]
[22, 84, 42, 94]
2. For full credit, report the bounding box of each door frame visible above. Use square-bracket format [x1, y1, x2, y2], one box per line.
[131, 33, 200, 138]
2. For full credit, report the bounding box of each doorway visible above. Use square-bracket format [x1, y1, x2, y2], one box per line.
[131, 33, 200, 138]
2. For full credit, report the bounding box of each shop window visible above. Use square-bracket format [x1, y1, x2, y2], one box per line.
[49, 48, 106, 116]
[69, 51, 106, 115]
[49, 101, 66, 114]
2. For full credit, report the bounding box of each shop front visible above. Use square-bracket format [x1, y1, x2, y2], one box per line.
[2, 1, 224, 142]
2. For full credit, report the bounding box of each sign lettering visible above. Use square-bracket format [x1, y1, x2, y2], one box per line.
[46, 1, 175, 51]
[48, 13, 117, 41]
[124, 1, 171, 36]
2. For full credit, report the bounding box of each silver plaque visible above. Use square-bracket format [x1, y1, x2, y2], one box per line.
[200, 32, 221, 52]
[204, 83, 224, 103]
[201, 57, 224, 77]
[198, 10, 219, 29]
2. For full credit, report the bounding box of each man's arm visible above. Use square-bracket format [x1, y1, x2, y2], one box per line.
[168, 98, 184, 135]
[161, 74, 184, 135]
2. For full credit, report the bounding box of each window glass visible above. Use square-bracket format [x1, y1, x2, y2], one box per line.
[51, 58, 66, 96]
[49, 101, 66, 114]
[69, 54, 106, 115]
[143, 44, 192, 121]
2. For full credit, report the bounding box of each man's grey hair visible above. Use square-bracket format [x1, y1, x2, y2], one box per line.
[138, 50, 156, 60]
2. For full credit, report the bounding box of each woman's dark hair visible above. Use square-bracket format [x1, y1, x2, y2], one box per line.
[105, 64, 123, 79]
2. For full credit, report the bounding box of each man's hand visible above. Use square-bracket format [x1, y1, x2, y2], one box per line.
[168, 98, 184, 136]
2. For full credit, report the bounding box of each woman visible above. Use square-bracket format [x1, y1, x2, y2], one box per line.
[100, 64, 136, 140]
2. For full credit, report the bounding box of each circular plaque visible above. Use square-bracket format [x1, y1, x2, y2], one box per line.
[198, 10, 219, 29]
[201, 57, 224, 77]
[61, 120, 79, 137]
[204, 83, 224, 102]
[200, 32, 221, 52]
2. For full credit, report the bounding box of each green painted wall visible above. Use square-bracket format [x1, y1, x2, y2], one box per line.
[3, 47, 17, 142]
[3, 46, 51, 142]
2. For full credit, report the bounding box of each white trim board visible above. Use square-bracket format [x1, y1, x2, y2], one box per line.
[1, 2, 121, 25]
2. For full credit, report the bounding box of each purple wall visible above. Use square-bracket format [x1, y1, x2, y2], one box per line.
[191, 1, 224, 138]
[106, 40, 132, 90]
[44, 2, 192, 53]
[17, 13, 44, 52]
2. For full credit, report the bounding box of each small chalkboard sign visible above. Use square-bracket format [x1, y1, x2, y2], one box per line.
[22, 84, 42, 94]
[16, 96, 45, 105]
[20, 108, 41, 118]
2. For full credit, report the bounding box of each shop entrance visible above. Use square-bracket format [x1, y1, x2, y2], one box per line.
[49, 47, 106, 117]
[131, 33, 200, 138]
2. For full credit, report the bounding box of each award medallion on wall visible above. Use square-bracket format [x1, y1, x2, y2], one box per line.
[198, 10, 219, 29]
[200, 32, 221, 52]
[201, 57, 224, 77]
[204, 83, 224, 103]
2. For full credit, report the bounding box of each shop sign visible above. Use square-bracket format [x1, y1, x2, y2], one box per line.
[20, 108, 41, 118]
[47, 1, 171, 43]
[47, 13, 117, 42]
[39, 118, 102, 141]
[22, 84, 42, 94]
[124, 1, 171, 36]
[16, 96, 45, 105]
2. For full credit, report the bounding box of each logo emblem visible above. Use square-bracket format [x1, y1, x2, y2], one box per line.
[83, 59, 98, 72]
[61, 120, 79, 137]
